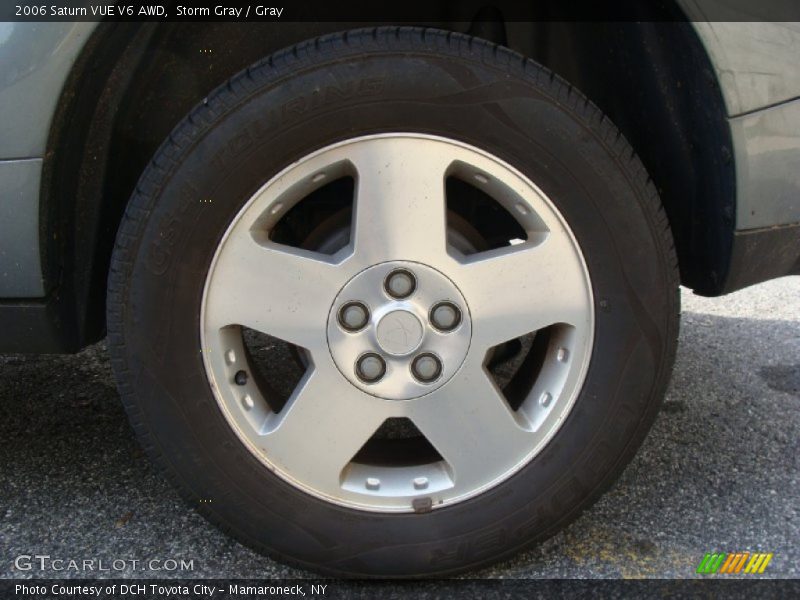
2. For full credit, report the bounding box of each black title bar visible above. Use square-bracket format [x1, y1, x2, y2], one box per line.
[3, 0, 800, 22]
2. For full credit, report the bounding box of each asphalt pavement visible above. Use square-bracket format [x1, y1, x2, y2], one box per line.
[1, 277, 798, 579]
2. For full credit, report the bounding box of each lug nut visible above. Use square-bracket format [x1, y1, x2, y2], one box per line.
[384, 269, 416, 299]
[411, 353, 442, 383]
[430, 301, 462, 332]
[338, 301, 370, 331]
[356, 353, 386, 383]
[234, 370, 248, 386]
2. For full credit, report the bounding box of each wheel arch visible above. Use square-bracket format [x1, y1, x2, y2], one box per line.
[39, 11, 734, 352]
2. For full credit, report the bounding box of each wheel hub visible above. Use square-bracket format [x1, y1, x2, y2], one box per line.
[327, 261, 471, 400]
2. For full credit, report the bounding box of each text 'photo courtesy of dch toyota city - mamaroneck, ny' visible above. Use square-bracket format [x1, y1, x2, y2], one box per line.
[1, 0, 798, 598]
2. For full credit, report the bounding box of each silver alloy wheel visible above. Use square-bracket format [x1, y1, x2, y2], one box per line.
[201, 134, 594, 512]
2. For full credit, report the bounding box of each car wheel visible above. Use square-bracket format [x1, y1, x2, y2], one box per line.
[107, 27, 679, 577]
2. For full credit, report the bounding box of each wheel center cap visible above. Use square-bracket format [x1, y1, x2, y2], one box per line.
[376, 310, 424, 355]
[327, 261, 472, 400]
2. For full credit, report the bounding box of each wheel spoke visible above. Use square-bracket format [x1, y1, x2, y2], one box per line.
[407, 364, 533, 491]
[349, 137, 451, 265]
[259, 366, 390, 491]
[455, 235, 591, 350]
[205, 233, 344, 349]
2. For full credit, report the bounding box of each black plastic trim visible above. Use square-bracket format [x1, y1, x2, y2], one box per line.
[0, 297, 80, 354]
[717, 223, 800, 294]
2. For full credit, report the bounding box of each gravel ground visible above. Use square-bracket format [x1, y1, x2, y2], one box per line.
[1, 278, 798, 580]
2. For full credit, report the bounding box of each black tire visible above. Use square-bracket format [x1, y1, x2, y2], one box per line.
[107, 27, 679, 577]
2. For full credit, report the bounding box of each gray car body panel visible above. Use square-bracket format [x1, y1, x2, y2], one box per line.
[0, 22, 96, 158]
[0, 18, 799, 299]
[731, 98, 800, 229]
[689, 20, 800, 116]
[0, 22, 96, 296]
[688, 19, 800, 229]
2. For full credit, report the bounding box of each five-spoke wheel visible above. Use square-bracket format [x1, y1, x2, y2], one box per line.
[201, 135, 593, 511]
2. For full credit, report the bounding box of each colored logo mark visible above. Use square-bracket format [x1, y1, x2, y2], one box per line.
[696, 552, 773, 574]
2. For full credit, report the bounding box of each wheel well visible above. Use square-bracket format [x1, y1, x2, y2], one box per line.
[41, 10, 734, 350]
